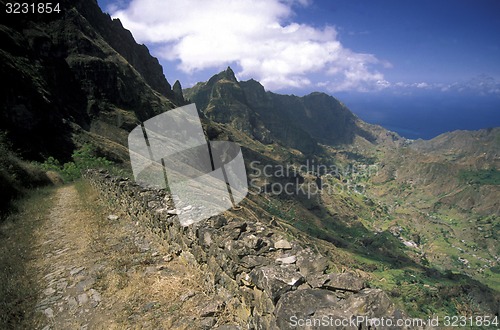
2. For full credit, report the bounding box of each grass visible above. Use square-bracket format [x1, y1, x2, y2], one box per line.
[0, 186, 55, 329]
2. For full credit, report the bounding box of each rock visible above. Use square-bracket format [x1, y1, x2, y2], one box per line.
[75, 278, 95, 292]
[107, 214, 119, 221]
[200, 316, 217, 329]
[239, 272, 253, 286]
[249, 265, 304, 302]
[275, 289, 339, 330]
[296, 248, 329, 278]
[274, 239, 292, 250]
[215, 325, 242, 330]
[68, 297, 78, 310]
[240, 255, 271, 269]
[276, 288, 397, 330]
[180, 291, 196, 302]
[342, 288, 396, 319]
[209, 215, 227, 229]
[70, 266, 85, 276]
[89, 289, 101, 302]
[77, 293, 89, 305]
[308, 272, 365, 292]
[172, 80, 186, 104]
[403, 240, 418, 248]
[56, 280, 68, 291]
[43, 307, 54, 318]
[276, 256, 297, 264]
[43, 288, 56, 296]
[200, 301, 221, 317]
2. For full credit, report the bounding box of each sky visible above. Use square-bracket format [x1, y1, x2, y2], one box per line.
[97, 0, 500, 139]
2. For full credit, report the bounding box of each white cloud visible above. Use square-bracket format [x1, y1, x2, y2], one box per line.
[111, 0, 389, 92]
[392, 75, 500, 95]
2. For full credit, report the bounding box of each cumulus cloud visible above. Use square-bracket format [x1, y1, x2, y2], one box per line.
[110, 0, 389, 91]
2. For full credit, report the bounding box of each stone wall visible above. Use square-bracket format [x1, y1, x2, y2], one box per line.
[84, 170, 408, 329]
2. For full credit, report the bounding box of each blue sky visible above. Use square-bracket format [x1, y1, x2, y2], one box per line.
[302, 0, 500, 85]
[97, 0, 500, 138]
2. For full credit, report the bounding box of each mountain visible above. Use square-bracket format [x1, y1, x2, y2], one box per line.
[185, 67, 403, 155]
[0, 0, 183, 162]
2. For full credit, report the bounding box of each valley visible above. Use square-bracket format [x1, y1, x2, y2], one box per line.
[0, 0, 498, 327]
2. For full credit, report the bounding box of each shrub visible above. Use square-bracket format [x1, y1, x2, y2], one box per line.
[40, 144, 114, 182]
[458, 169, 500, 185]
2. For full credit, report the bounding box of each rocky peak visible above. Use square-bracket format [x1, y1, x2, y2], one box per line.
[67, 0, 174, 98]
[188, 69, 386, 153]
[222, 66, 237, 82]
[172, 80, 186, 105]
[205, 66, 238, 86]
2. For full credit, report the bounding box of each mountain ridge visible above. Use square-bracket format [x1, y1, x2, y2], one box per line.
[0, 0, 180, 161]
[185, 66, 407, 157]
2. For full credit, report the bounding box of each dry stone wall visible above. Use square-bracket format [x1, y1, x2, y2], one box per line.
[84, 169, 410, 329]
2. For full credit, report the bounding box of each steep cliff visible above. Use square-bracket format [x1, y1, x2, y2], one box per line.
[186, 67, 404, 157]
[0, 0, 178, 161]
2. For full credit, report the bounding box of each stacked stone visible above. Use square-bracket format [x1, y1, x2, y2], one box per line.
[84, 169, 409, 330]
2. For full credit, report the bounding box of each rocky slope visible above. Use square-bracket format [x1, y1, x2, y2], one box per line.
[366, 128, 499, 290]
[0, 0, 183, 162]
[185, 67, 402, 155]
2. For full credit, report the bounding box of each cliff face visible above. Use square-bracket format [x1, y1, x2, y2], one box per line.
[185, 68, 394, 155]
[0, 0, 178, 161]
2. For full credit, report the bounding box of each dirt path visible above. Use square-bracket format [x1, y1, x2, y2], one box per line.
[33, 184, 102, 329]
[20, 182, 222, 329]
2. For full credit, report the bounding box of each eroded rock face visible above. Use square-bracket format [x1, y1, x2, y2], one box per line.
[84, 170, 409, 329]
[0, 0, 177, 160]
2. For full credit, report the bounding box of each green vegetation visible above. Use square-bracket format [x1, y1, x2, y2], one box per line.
[264, 198, 296, 221]
[40, 144, 114, 182]
[0, 136, 120, 216]
[458, 168, 500, 185]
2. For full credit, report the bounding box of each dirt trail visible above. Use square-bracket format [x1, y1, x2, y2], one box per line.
[32, 185, 101, 329]
[26, 183, 219, 330]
